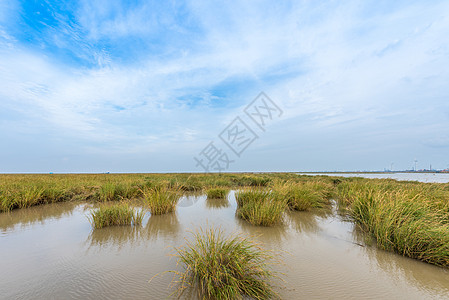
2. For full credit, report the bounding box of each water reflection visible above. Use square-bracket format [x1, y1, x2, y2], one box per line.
[85, 212, 181, 249]
[285, 210, 320, 235]
[345, 217, 449, 297]
[0, 202, 76, 233]
[87, 225, 144, 250]
[178, 194, 204, 208]
[350, 223, 374, 247]
[146, 213, 180, 240]
[363, 243, 449, 297]
[205, 197, 230, 209]
[235, 215, 288, 246]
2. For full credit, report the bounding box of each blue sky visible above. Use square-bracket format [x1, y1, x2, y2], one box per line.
[1, 0, 449, 173]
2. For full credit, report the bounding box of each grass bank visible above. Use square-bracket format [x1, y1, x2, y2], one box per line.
[337, 179, 449, 267]
[0, 173, 300, 212]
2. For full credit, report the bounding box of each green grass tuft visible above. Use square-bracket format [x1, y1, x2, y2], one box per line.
[96, 183, 141, 202]
[206, 188, 229, 199]
[89, 203, 144, 229]
[236, 190, 287, 226]
[142, 186, 180, 215]
[274, 180, 333, 211]
[173, 227, 279, 300]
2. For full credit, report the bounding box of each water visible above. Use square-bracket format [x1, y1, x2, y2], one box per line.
[1, 192, 448, 299]
[299, 172, 449, 183]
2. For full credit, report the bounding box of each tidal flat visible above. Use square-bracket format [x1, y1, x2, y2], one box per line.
[1, 173, 449, 299]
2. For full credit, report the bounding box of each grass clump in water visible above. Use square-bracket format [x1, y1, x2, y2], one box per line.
[236, 190, 287, 226]
[206, 188, 228, 199]
[142, 186, 180, 215]
[275, 180, 333, 211]
[89, 203, 144, 229]
[173, 227, 279, 300]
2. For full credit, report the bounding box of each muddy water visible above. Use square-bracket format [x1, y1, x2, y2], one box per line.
[1, 192, 448, 299]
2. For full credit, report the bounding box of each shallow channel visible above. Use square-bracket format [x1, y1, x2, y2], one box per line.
[1, 191, 448, 299]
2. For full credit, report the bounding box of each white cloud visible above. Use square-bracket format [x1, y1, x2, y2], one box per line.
[1, 0, 449, 171]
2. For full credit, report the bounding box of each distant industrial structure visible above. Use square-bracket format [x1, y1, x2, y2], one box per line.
[383, 163, 449, 173]
[383, 160, 449, 173]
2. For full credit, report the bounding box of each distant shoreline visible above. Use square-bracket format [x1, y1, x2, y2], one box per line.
[298, 171, 448, 174]
[0, 171, 448, 175]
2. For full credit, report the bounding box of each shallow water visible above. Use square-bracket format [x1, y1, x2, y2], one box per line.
[1, 192, 448, 299]
[299, 172, 449, 183]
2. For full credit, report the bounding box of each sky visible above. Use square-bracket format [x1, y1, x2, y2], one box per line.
[0, 0, 448, 173]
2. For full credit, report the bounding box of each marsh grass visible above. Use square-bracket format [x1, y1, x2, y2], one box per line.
[206, 188, 229, 199]
[89, 203, 144, 229]
[1, 186, 46, 211]
[96, 182, 141, 202]
[166, 176, 204, 192]
[16, 186, 44, 209]
[0, 190, 14, 212]
[0, 173, 298, 212]
[274, 180, 333, 211]
[232, 175, 271, 187]
[236, 190, 287, 226]
[142, 186, 180, 215]
[172, 227, 279, 300]
[40, 186, 68, 203]
[337, 179, 449, 267]
[206, 197, 230, 209]
[2, 173, 449, 268]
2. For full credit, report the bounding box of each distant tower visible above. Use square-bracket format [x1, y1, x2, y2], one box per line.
[414, 159, 418, 171]
[390, 162, 394, 172]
